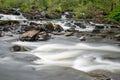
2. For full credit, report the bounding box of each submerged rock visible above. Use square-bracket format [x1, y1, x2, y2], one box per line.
[52, 32, 65, 35]
[89, 73, 112, 80]
[64, 32, 74, 36]
[79, 36, 86, 41]
[10, 45, 31, 52]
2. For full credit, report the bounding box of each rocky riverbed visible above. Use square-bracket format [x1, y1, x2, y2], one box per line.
[0, 12, 120, 80]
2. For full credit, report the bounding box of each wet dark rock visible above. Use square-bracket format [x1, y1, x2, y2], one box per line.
[19, 30, 39, 41]
[0, 32, 2, 37]
[23, 12, 42, 20]
[0, 31, 4, 37]
[64, 32, 74, 36]
[0, 21, 19, 33]
[114, 34, 120, 38]
[11, 53, 39, 62]
[10, 45, 31, 52]
[45, 12, 61, 19]
[89, 73, 112, 80]
[23, 13, 33, 20]
[66, 27, 75, 32]
[114, 34, 120, 41]
[92, 29, 100, 33]
[97, 34, 107, 38]
[54, 24, 64, 32]
[25, 23, 46, 31]
[52, 32, 65, 35]
[0, 8, 21, 15]
[35, 31, 50, 41]
[45, 22, 54, 32]
[33, 14, 42, 20]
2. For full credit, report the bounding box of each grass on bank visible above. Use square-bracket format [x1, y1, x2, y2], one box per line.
[0, 0, 120, 23]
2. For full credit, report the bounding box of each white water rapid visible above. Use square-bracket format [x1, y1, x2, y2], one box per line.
[0, 13, 27, 21]
[12, 40, 120, 73]
[0, 13, 120, 74]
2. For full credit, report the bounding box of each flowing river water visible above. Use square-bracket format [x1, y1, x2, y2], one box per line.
[0, 13, 120, 80]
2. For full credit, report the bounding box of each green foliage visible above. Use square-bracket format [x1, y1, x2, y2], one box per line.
[0, 20, 4, 24]
[0, 0, 120, 22]
[55, 6, 62, 13]
[108, 6, 120, 22]
[74, 12, 92, 19]
[0, 20, 6, 25]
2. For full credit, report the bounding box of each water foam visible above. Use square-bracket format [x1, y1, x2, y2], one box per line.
[12, 41, 120, 72]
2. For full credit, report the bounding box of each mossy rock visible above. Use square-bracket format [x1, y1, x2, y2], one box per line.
[46, 12, 61, 19]
[45, 22, 54, 32]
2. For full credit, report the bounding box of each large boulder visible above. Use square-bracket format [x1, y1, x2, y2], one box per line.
[36, 31, 50, 41]
[19, 30, 39, 41]
[45, 22, 54, 32]
[54, 24, 64, 32]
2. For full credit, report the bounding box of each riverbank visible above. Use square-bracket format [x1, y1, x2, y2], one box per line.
[0, 8, 120, 25]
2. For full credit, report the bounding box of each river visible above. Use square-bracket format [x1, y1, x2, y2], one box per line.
[0, 13, 120, 80]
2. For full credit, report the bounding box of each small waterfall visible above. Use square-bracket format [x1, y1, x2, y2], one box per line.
[0, 13, 27, 21]
[0, 8, 27, 21]
[61, 15, 67, 20]
[0, 8, 29, 33]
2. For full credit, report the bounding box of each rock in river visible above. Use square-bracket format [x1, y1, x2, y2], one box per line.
[79, 36, 86, 41]
[54, 24, 64, 32]
[36, 31, 50, 41]
[10, 45, 31, 52]
[64, 32, 74, 36]
[19, 30, 39, 41]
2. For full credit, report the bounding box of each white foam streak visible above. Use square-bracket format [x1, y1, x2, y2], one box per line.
[73, 65, 120, 72]
[12, 41, 120, 72]
[0, 14, 27, 21]
[33, 51, 82, 60]
[34, 59, 73, 67]
[31, 43, 120, 52]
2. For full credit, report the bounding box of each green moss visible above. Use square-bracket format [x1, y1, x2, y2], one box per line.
[0, 20, 5, 24]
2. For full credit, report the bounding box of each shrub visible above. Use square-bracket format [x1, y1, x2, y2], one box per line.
[108, 6, 120, 22]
